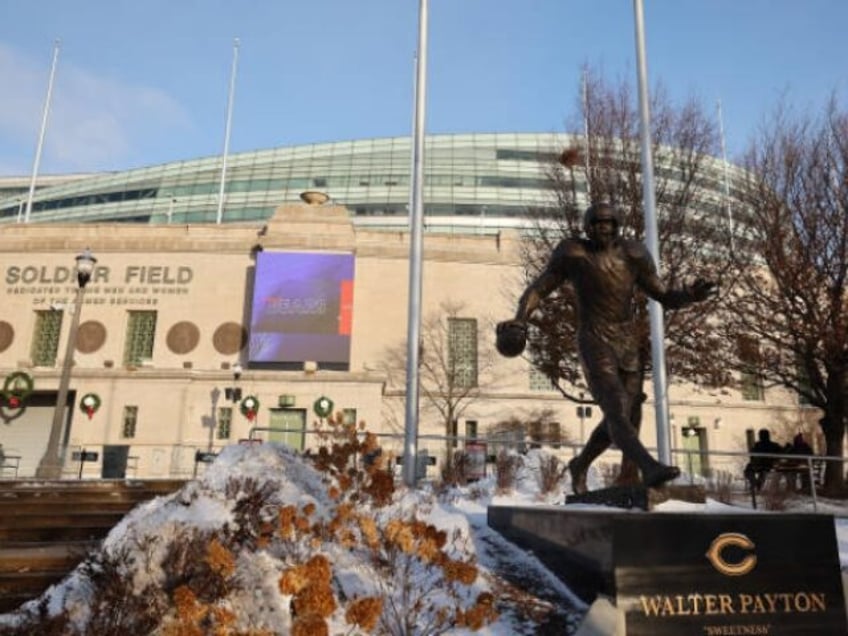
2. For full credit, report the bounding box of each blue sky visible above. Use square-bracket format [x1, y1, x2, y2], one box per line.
[1, 0, 845, 175]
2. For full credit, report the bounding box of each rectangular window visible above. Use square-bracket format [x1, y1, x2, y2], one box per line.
[342, 408, 357, 426]
[124, 310, 157, 366]
[529, 366, 556, 391]
[796, 356, 812, 405]
[216, 407, 233, 440]
[31, 310, 63, 366]
[738, 336, 764, 401]
[528, 420, 544, 448]
[122, 406, 138, 439]
[548, 422, 562, 448]
[448, 317, 478, 389]
[740, 370, 764, 401]
[465, 420, 478, 441]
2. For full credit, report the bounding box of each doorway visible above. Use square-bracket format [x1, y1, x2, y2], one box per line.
[102, 445, 130, 478]
[268, 408, 306, 451]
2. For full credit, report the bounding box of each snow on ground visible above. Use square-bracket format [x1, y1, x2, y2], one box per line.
[0, 445, 846, 635]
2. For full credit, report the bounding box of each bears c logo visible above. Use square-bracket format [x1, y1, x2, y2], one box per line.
[705, 532, 757, 576]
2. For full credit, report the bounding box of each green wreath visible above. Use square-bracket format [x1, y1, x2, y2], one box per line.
[2, 371, 34, 408]
[240, 395, 260, 421]
[79, 393, 102, 419]
[313, 396, 334, 419]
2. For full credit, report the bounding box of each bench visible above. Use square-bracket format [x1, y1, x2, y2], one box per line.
[769, 457, 824, 493]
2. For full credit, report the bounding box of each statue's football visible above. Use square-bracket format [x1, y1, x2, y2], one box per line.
[495, 321, 527, 358]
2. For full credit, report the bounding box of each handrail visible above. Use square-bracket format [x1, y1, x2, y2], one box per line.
[0, 454, 21, 478]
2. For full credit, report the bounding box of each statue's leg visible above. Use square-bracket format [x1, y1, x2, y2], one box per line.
[615, 378, 646, 487]
[584, 357, 679, 489]
[568, 423, 610, 493]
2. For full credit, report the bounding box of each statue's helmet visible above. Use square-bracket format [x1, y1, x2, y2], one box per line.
[583, 202, 622, 239]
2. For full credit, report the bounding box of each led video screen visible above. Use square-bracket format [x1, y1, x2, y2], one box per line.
[249, 251, 354, 366]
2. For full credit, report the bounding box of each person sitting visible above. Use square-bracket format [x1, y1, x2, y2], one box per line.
[788, 432, 813, 456]
[743, 428, 784, 492]
[785, 432, 815, 492]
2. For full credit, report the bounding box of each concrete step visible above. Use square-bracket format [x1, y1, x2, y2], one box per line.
[0, 515, 126, 542]
[0, 542, 96, 574]
[0, 479, 186, 614]
[2, 512, 127, 529]
[0, 500, 152, 515]
[0, 479, 184, 500]
[0, 571, 69, 614]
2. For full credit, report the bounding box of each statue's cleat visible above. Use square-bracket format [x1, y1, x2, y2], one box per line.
[568, 459, 588, 494]
[642, 463, 681, 489]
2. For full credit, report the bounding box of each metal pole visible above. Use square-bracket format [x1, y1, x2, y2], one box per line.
[716, 99, 735, 247]
[402, 0, 429, 487]
[216, 38, 240, 224]
[25, 39, 60, 224]
[36, 283, 86, 478]
[581, 69, 591, 201]
[632, 0, 671, 465]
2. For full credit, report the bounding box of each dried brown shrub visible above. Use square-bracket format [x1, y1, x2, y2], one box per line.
[760, 473, 791, 511]
[495, 450, 523, 492]
[345, 596, 383, 632]
[440, 450, 473, 488]
[291, 613, 329, 636]
[705, 469, 734, 504]
[536, 453, 568, 495]
[304, 413, 396, 509]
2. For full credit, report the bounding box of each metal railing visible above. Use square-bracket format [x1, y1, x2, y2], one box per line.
[671, 447, 844, 512]
[2, 429, 846, 513]
[0, 455, 21, 478]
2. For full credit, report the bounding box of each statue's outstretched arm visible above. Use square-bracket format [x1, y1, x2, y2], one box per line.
[635, 247, 715, 309]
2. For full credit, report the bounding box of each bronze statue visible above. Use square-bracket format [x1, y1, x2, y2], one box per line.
[497, 202, 715, 493]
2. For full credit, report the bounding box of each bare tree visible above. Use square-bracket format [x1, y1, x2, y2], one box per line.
[486, 408, 573, 450]
[379, 300, 499, 465]
[721, 97, 848, 494]
[520, 67, 737, 481]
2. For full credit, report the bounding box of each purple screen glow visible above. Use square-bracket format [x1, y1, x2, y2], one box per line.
[249, 251, 355, 366]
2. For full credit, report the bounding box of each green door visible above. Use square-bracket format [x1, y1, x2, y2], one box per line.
[268, 408, 306, 451]
[681, 430, 703, 477]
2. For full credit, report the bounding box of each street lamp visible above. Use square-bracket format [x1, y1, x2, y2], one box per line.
[36, 248, 97, 479]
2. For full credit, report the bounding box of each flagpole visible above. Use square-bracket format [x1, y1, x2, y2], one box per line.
[716, 98, 735, 247]
[402, 0, 429, 487]
[582, 69, 591, 202]
[24, 39, 60, 224]
[216, 38, 240, 225]
[633, 0, 671, 465]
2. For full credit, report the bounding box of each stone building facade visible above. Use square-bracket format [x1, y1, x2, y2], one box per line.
[0, 201, 817, 480]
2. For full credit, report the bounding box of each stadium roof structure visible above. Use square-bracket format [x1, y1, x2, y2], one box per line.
[0, 132, 743, 235]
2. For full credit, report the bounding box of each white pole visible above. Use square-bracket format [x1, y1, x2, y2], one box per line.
[402, 0, 429, 487]
[24, 39, 60, 224]
[216, 38, 240, 225]
[632, 0, 672, 465]
[582, 69, 592, 201]
[716, 99, 735, 245]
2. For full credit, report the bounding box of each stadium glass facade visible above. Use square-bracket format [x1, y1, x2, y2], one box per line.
[0, 131, 743, 234]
